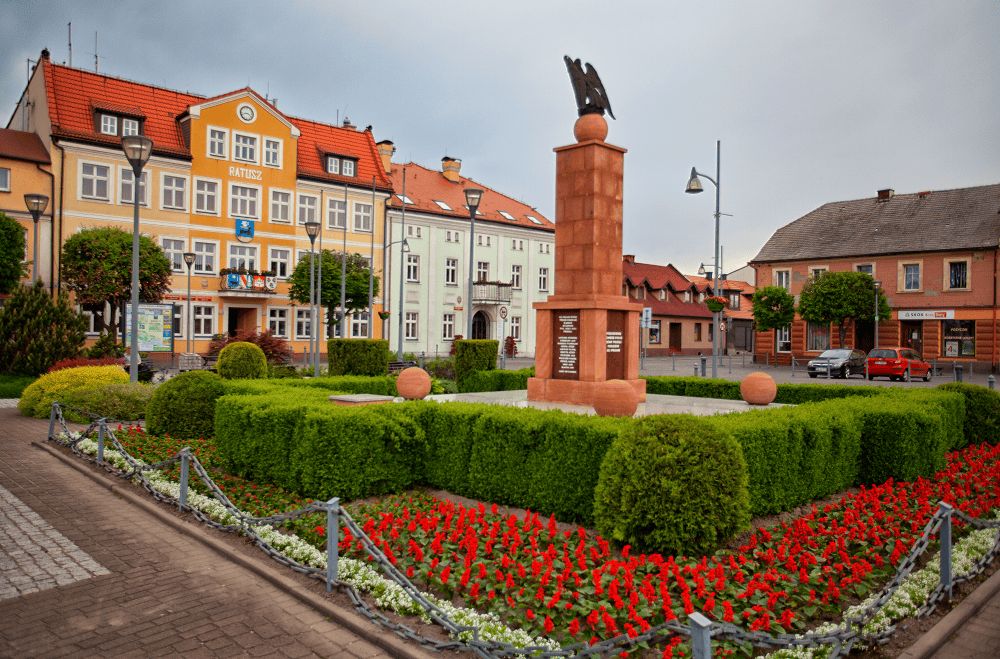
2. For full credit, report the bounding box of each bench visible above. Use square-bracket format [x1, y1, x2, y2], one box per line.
[203, 354, 219, 371]
[388, 360, 418, 375]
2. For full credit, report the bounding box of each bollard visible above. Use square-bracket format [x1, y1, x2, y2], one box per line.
[672, 354, 676, 371]
[48, 403, 57, 440]
[865, 360, 868, 380]
[939, 501, 953, 599]
[728, 353, 732, 374]
[689, 612, 712, 659]
[933, 359, 937, 379]
[97, 419, 106, 463]
[989, 375, 995, 390]
[420, 351, 425, 369]
[906, 362, 911, 382]
[955, 364, 963, 383]
[791, 357, 795, 377]
[766, 353, 769, 367]
[700, 356, 707, 377]
[179, 448, 191, 512]
[827, 358, 832, 380]
[694, 364, 698, 377]
[326, 497, 340, 590]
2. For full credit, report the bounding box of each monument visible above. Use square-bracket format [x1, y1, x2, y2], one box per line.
[526, 58, 646, 406]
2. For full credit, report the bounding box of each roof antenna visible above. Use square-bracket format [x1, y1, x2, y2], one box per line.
[94, 31, 98, 72]
[68, 23, 72, 68]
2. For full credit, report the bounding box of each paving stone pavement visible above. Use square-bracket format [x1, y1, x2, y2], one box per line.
[0, 406, 396, 659]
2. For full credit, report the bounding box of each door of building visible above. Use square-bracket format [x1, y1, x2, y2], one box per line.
[855, 319, 875, 354]
[901, 320, 923, 357]
[472, 311, 490, 340]
[227, 307, 256, 337]
[669, 323, 683, 353]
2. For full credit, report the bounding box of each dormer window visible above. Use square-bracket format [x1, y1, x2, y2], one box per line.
[100, 114, 117, 135]
[326, 156, 357, 177]
[122, 118, 139, 136]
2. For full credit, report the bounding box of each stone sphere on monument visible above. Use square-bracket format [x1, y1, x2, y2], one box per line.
[593, 379, 639, 417]
[396, 367, 432, 400]
[740, 372, 777, 406]
[574, 113, 608, 143]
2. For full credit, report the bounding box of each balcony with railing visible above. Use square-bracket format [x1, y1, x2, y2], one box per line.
[472, 281, 512, 304]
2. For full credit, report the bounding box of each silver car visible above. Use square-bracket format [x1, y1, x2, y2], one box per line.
[807, 348, 867, 379]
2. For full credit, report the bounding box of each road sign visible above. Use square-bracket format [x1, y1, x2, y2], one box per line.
[499, 306, 508, 319]
[641, 306, 652, 328]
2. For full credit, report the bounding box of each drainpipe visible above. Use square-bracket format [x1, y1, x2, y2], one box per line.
[52, 140, 67, 297]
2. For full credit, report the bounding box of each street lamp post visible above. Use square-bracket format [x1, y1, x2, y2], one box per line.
[121, 135, 154, 384]
[305, 221, 321, 374]
[463, 188, 484, 340]
[685, 140, 722, 379]
[873, 280, 882, 350]
[183, 252, 196, 354]
[390, 238, 410, 360]
[23, 194, 49, 282]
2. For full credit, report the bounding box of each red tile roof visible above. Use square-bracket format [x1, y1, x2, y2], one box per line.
[0, 128, 50, 164]
[686, 274, 756, 319]
[385, 162, 553, 231]
[621, 260, 690, 290]
[291, 118, 392, 191]
[643, 297, 714, 318]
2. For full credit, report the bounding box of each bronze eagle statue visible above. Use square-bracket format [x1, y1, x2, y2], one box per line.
[564, 56, 615, 120]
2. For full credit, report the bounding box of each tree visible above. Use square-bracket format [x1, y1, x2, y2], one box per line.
[0, 212, 29, 294]
[0, 280, 87, 375]
[60, 227, 172, 341]
[287, 249, 380, 337]
[750, 286, 797, 332]
[797, 271, 891, 348]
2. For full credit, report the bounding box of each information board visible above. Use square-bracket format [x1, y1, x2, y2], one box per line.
[605, 311, 626, 380]
[553, 312, 580, 380]
[125, 303, 176, 353]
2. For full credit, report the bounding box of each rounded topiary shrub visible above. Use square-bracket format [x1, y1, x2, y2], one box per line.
[593, 414, 751, 557]
[216, 341, 267, 380]
[18, 365, 128, 419]
[937, 382, 1000, 447]
[146, 370, 224, 440]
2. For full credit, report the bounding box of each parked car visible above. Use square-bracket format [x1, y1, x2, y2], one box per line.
[866, 347, 932, 382]
[807, 348, 867, 378]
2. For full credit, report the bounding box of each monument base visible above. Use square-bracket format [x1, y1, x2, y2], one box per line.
[527, 376, 646, 407]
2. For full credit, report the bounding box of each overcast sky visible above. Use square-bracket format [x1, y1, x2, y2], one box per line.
[3, 1, 998, 276]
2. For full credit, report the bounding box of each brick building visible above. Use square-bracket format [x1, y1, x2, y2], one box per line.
[751, 184, 1000, 368]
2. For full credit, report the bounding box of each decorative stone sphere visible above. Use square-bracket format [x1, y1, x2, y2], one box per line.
[741, 372, 777, 406]
[396, 367, 432, 400]
[574, 113, 608, 143]
[593, 380, 639, 418]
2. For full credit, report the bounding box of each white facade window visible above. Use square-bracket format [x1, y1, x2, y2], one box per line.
[405, 312, 418, 340]
[230, 185, 258, 218]
[445, 258, 458, 285]
[264, 139, 281, 167]
[0, 168, 9, 192]
[193, 305, 215, 336]
[511, 264, 522, 289]
[208, 128, 227, 158]
[271, 190, 291, 223]
[100, 114, 117, 135]
[511, 239, 523, 251]
[538, 267, 549, 292]
[406, 254, 420, 282]
[233, 133, 257, 163]
[445, 230, 460, 243]
[904, 263, 920, 291]
[327, 199, 346, 229]
[194, 241, 216, 274]
[442, 313, 455, 340]
[229, 244, 257, 270]
[326, 157, 340, 175]
[268, 308, 288, 338]
[194, 179, 218, 214]
[477, 235, 491, 247]
[81, 163, 110, 200]
[775, 270, 790, 291]
[162, 175, 186, 210]
[297, 195, 317, 226]
[162, 238, 185, 272]
[343, 160, 355, 177]
[120, 170, 147, 205]
[476, 261, 489, 281]
[407, 225, 422, 238]
[122, 118, 139, 136]
[776, 326, 791, 353]
[296, 309, 311, 339]
[354, 202, 372, 232]
[269, 248, 290, 278]
[539, 243, 550, 254]
[351, 312, 369, 338]
[510, 316, 521, 341]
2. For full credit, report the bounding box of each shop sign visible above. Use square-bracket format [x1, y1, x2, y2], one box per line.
[899, 310, 954, 320]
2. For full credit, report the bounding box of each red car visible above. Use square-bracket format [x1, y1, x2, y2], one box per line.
[867, 347, 932, 382]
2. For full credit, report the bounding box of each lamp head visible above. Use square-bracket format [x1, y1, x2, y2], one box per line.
[183, 252, 196, 268]
[401, 238, 410, 253]
[873, 280, 882, 291]
[305, 221, 320, 242]
[24, 193, 49, 217]
[121, 135, 154, 175]
[464, 188, 484, 214]
[685, 167, 703, 194]
[697, 263, 706, 276]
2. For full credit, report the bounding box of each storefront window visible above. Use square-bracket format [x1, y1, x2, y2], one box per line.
[649, 320, 661, 344]
[776, 326, 791, 353]
[942, 320, 975, 357]
[807, 322, 830, 351]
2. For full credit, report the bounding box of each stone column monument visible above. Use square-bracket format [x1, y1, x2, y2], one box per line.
[526, 57, 646, 406]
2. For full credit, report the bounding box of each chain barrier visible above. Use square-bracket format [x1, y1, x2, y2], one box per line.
[45, 402, 1000, 659]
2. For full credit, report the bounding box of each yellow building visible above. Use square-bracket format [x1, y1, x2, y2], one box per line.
[7, 49, 393, 360]
[0, 128, 53, 290]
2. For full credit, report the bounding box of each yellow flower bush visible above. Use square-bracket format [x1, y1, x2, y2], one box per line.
[18, 365, 128, 419]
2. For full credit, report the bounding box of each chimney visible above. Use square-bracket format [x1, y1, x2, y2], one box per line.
[41, 48, 50, 60]
[442, 156, 461, 183]
[623, 254, 635, 264]
[376, 140, 394, 174]
[342, 116, 356, 131]
[877, 188, 894, 202]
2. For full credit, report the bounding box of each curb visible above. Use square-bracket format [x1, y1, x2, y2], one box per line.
[897, 566, 1000, 659]
[30, 440, 443, 659]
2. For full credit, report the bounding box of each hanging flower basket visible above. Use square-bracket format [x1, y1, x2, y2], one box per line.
[704, 295, 729, 313]
[378, 311, 391, 320]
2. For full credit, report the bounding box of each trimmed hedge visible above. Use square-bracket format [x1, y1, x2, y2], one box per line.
[146, 371, 225, 440]
[217, 342, 267, 379]
[936, 382, 1000, 447]
[460, 367, 536, 393]
[327, 339, 390, 376]
[642, 375, 885, 404]
[18, 365, 128, 419]
[455, 340, 499, 392]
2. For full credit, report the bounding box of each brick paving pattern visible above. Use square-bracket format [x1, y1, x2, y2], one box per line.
[0, 406, 393, 659]
[926, 585, 1000, 658]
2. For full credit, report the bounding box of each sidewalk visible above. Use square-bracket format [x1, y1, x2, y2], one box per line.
[0, 407, 440, 659]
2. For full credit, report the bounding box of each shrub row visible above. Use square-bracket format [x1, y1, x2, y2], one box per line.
[642, 375, 886, 404]
[454, 340, 498, 391]
[459, 367, 536, 393]
[328, 339, 389, 376]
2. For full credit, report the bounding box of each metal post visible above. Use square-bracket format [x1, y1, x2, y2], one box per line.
[672, 354, 675, 371]
[398, 170, 407, 360]
[326, 496, 340, 590]
[309, 246, 316, 375]
[989, 375, 995, 390]
[179, 448, 190, 512]
[700, 356, 706, 377]
[791, 356, 795, 377]
[466, 212, 476, 341]
[939, 501, 953, 599]
[728, 353, 732, 374]
[689, 612, 712, 659]
[419, 351, 425, 369]
[97, 419, 105, 463]
[185, 265, 193, 353]
[827, 358, 831, 380]
[955, 363, 963, 383]
[129, 178, 141, 384]
[340, 184, 348, 342]
[694, 364, 698, 377]
[48, 403, 57, 439]
[906, 361, 911, 382]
